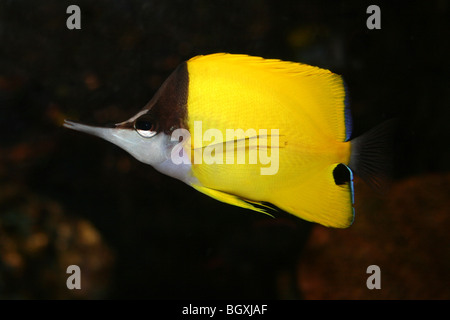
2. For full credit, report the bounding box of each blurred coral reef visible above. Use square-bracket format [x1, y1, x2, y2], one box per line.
[299, 175, 450, 299]
[0, 181, 114, 299]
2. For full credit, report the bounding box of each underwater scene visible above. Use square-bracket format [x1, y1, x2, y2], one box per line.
[0, 0, 449, 300]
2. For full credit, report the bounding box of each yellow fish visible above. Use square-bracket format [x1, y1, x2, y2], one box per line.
[64, 53, 391, 228]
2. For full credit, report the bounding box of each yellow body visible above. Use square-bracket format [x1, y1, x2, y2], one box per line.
[185, 53, 353, 228]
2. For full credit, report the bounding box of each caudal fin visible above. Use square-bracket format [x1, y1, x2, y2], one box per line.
[348, 119, 396, 192]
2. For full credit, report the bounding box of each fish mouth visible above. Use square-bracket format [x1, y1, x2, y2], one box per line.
[63, 120, 117, 130]
[63, 119, 114, 140]
[63, 120, 97, 135]
[62, 119, 77, 129]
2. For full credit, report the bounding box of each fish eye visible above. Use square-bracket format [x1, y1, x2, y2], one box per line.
[134, 119, 158, 138]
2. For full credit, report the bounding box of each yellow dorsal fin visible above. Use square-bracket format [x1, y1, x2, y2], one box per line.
[188, 53, 351, 142]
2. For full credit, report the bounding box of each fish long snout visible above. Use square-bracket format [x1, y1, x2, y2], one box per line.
[63, 119, 117, 140]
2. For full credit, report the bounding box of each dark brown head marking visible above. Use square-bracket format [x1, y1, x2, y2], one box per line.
[117, 62, 189, 134]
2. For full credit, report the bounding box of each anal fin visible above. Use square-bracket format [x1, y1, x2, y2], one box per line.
[192, 185, 274, 217]
[272, 163, 355, 228]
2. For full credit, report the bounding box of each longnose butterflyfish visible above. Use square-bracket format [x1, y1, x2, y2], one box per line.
[64, 53, 392, 228]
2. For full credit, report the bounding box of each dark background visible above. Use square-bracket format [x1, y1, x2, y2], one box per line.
[0, 0, 449, 299]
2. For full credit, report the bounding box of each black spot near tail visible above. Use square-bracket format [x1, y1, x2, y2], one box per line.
[333, 163, 352, 186]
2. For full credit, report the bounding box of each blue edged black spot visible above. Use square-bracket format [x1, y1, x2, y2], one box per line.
[333, 163, 352, 186]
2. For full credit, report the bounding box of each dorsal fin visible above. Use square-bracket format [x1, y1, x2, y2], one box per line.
[188, 53, 351, 142]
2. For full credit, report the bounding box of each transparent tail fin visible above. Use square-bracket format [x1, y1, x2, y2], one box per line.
[348, 119, 397, 192]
